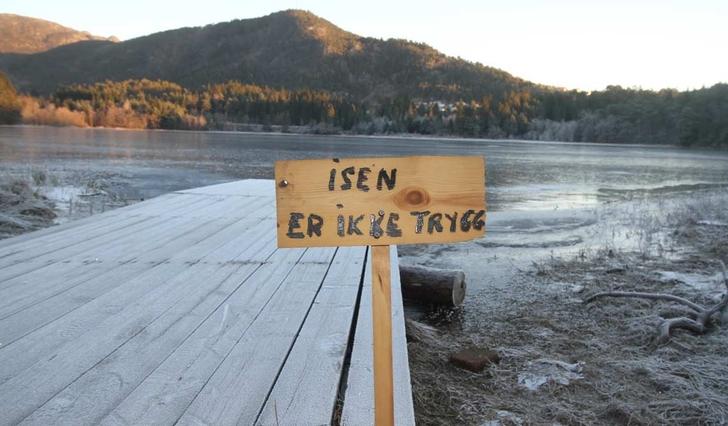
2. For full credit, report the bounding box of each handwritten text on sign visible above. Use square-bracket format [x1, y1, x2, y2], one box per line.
[275, 156, 486, 248]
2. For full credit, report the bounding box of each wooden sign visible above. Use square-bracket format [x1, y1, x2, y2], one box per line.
[274, 155, 486, 426]
[275, 156, 486, 248]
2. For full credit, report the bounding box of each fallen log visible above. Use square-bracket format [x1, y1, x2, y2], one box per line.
[399, 265, 466, 307]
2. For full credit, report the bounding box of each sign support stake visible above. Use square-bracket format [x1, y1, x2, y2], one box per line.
[371, 244, 394, 426]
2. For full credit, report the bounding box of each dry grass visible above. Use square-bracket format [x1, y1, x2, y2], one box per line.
[409, 257, 728, 425]
[407, 191, 728, 425]
[0, 177, 56, 239]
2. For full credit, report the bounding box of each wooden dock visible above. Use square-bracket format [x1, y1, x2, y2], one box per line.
[0, 180, 414, 425]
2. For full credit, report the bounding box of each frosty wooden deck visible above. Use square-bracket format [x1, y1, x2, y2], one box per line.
[0, 180, 414, 426]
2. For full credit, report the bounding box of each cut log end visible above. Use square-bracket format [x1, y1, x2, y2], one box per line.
[400, 265, 466, 307]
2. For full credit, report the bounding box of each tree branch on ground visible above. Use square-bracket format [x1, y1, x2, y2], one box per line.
[584, 261, 728, 345]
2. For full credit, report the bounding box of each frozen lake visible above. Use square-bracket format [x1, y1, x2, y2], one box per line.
[2, 125, 727, 211]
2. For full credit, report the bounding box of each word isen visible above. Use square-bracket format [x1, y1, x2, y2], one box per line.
[285, 209, 486, 239]
[328, 167, 397, 192]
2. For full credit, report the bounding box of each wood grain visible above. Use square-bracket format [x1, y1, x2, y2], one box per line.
[371, 245, 394, 426]
[275, 156, 486, 247]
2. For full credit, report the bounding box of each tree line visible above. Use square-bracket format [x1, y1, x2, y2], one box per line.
[0, 72, 726, 148]
[47, 79, 366, 131]
[529, 85, 728, 147]
[0, 72, 21, 124]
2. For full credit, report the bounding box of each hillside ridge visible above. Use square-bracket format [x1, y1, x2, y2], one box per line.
[0, 13, 117, 54]
[0, 10, 533, 100]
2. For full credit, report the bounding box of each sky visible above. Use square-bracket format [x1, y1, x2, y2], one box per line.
[2, 0, 726, 91]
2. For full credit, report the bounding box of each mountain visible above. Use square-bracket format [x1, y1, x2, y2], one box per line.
[0, 10, 535, 100]
[0, 14, 117, 54]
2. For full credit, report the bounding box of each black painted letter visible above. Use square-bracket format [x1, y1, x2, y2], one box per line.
[307, 214, 323, 237]
[444, 212, 458, 232]
[357, 167, 371, 192]
[427, 213, 443, 233]
[328, 168, 336, 191]
[286, 212, 305, 239]
[337, 214, 345, 237]
[348, 215, 364, 235]
[386, 213, 402, 237]
[377, 168, 397, 190]
[340, 167, 355, 190]
[473, 210, 486, 231]
[410, 210, 431, 234]
[460, 209, 475, 232]
[369, 213, 384, 238]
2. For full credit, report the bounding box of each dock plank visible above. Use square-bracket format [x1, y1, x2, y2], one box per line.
[341, 246, 415, 425]
[255, 246, 367, 425]
[175, 248, 337, 426]
[0, 214, 196, 317]
[0, 215, 270, 387]
[0, 194, 270, 288]
[0, 179, 414, 425]
[22, 246, 278, 425]
[0, 191, 239, 266]
[100, 248, 307, 426]
[0, 192, 210, 261]
[0, 192, 261, 313]
[0, 193, 182, 251]
[0, 214, 257, 346]
[0, 217, 278, 424]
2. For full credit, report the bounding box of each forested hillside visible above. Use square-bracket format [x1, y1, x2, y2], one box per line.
[0, 10, 725, 147]
[0, 10, 531, 102]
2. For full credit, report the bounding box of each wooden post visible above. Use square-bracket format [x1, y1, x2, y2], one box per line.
[371, 245, 394, 426]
